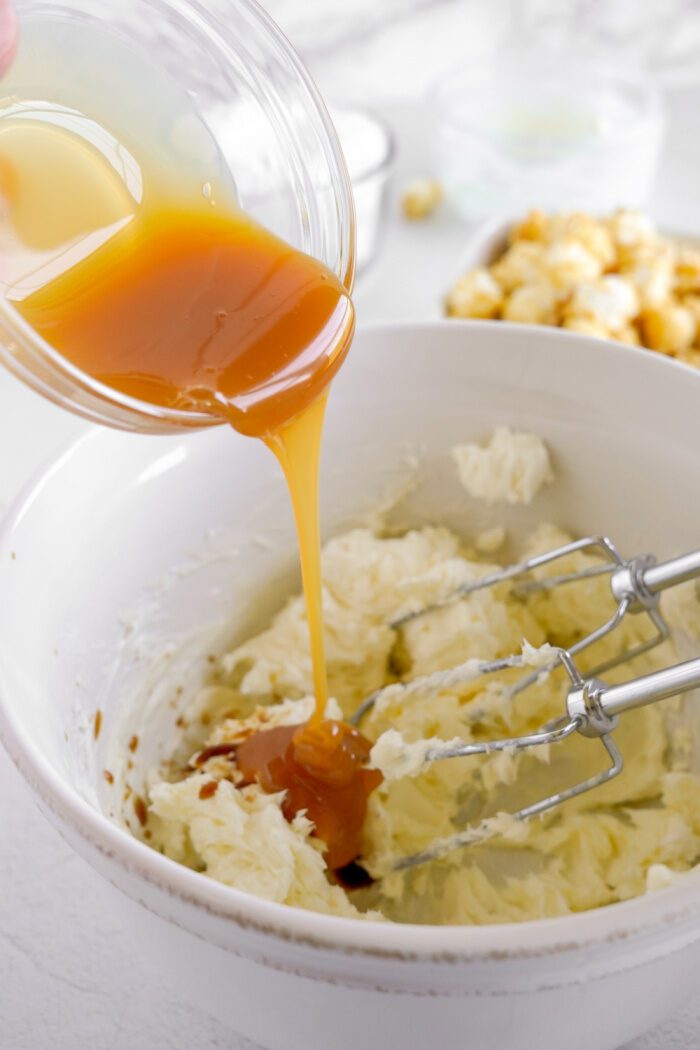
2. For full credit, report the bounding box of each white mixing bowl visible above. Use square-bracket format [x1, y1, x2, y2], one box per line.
[2, 320, 700, 1050]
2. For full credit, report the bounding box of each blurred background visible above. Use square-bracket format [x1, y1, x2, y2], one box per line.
[238, 0, 700, 320]
[265, 0, 700, 102]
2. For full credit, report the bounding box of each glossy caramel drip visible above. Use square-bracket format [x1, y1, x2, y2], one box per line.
[266, 394, 329, 718]
[237, 720, 382, 870]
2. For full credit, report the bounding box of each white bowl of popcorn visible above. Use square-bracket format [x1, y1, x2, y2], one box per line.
[5, 321, 700, 1050]
[448, 209, 700, 363]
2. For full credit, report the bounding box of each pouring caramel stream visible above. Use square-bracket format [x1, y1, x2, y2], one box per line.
[265, 392, 329, 719]
[2, 119, 378, 869]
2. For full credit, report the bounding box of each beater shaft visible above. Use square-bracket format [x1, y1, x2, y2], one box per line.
[570, 657, 700, 728]
[643, 550, 700, 595]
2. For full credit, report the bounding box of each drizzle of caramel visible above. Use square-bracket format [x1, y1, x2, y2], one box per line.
[133, 795, 148, 828]
[266, 395, 329, 718]
[192, 742, 238, 767]
[198, 780, 219, 800]
[237, 720, 382, 870]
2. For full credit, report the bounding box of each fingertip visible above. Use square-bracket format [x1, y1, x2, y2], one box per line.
[0, 2, 18, 79]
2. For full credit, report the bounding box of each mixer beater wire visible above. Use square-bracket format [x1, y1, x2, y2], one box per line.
[351, 536, 700, 872]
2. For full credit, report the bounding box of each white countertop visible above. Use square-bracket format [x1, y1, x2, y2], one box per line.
[3, 10, 700, 1046]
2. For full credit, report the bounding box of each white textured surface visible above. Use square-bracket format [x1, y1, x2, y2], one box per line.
[3, 2, 700, 1045]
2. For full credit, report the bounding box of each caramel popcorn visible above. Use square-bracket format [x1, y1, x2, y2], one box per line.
[502, 283, 558, 325]
[491, 240, 545, 292]
[682, 294, 700, 339]
[616, 323, 641, 346]
[445, 268, 502, 319]
[508, 208, 549, 244]
[607, 209, 657, 250]
[549, 213, 616, 269]
[444, 207, 700, 368]
[566, 276, 638, 333]
[401, 178, 443, 221]
[677, 348, 700, 369]
[623, 258, 674, 310]
[641, 304, 696, 354]
[675, 245, 700, 296]
[542, 239, 601, 290]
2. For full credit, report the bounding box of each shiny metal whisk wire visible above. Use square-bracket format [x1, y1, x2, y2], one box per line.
[351, 537, 700, 872]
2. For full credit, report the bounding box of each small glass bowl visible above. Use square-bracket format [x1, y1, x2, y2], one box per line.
[330, 107, 395, 275]
[431, 50, 664, 222]
[0, 0, 355, 433]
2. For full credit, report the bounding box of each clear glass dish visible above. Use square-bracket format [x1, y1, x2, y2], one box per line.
[330, 107, 395, 276]
[432, 50, 664, 222]
[0, 0, 355, 433]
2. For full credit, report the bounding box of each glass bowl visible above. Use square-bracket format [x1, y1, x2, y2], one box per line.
[0, 0, 355, 433]
[432, 50, 663, 222]
[330, 106, 395, 275]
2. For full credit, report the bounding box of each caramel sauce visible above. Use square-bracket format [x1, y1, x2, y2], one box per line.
[2, 120, 379, 870]
[198, 780, 219, 801]
[133, 795, 148, 828]
[266, 394, 330, 717]
[237, 721, 381, 869]
[193, 742, 239, 767]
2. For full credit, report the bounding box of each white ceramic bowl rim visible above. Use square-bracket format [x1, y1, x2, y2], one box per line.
[3, 320, 700, 963]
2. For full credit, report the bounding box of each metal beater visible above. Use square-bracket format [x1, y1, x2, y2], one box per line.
[351, 536, 700, 872]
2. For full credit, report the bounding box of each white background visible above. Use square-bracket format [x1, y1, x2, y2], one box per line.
[3, 1, 700, 1046]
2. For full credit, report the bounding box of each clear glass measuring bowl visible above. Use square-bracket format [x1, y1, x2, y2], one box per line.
[0, 0, 356, 433]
